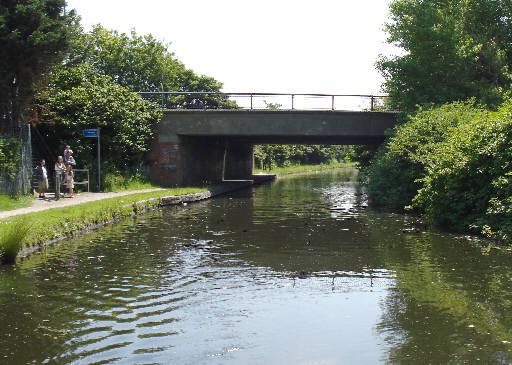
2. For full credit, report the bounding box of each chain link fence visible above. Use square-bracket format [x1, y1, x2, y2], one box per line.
[0, 123, 33, 196]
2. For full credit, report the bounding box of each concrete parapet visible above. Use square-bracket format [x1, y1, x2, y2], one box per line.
[158, 109, 398, 144]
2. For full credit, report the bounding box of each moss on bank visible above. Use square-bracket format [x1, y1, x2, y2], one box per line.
[0, 187, 204, 261]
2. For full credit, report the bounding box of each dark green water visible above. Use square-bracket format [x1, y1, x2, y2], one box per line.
[1, 169, 512, 364]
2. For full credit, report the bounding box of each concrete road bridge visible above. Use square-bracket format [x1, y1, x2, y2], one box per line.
[140, 92, 398, 186]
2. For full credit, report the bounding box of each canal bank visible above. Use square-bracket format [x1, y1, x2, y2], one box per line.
[1, 175, 275, 263]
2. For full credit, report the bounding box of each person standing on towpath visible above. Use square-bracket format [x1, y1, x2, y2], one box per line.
[34, 159, 48, 198]
[64, 165, 74, 198]
[54, 156, 66, 198]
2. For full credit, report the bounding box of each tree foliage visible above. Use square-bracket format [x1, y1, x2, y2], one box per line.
[413, 99, 512, 240]
[33, 64, 162, 182]
[0, 136, 21, 181]
[366, 101, 489, 210]
[378, 0, 512, 111]
[67, 25, 232, 109]
[254, 144, 349, 170]
[365, 98, 512, 241]
[29, 24, 236, 187]
[364, 0, 512, 240]
[0, 0, 77, 135]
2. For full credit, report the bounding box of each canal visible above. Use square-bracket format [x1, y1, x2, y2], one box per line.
[1, 168, 512, 364]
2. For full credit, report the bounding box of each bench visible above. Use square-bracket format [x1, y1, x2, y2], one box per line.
[72, 169, 90, 192]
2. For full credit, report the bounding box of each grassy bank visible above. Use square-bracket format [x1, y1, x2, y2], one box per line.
[0, 195, 33, 212]
[0, 187, 204, 263]
[254, 161, 354, 176]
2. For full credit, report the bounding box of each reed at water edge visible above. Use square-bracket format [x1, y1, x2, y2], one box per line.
[0, 219, 31, 264]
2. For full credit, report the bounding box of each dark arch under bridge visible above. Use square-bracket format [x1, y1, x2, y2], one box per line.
[143, 93, 399, 186]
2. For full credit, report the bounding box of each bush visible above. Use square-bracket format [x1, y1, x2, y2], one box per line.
[364, 147, 421, 210]
[366, 101, 489, 210]
[413, 99, 512, 240]
[365, 97, 512, 241]
[32, 64, 162, 190]
[103, 171, 126, 191]
[103, 169, 154, 192]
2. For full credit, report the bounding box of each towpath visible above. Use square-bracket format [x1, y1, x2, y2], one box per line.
[0, 189, 165, 220]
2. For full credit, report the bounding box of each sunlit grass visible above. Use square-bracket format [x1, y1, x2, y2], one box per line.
[109, 180, 162, 191]
[0, 187, 206, 258]
[0, 194, 33, 212]
[254, 161, 355, 175]
[103, 173, 163, 192]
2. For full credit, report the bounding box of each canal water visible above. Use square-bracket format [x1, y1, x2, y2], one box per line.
[1, 169, 512, 364]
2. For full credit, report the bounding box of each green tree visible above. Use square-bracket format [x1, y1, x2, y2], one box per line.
[378, 0, 512, 112]
[32, 64, 162, 186]
[68, 25, 232, 109]
[29, 22, 239, 187]
[254, 144, 348, 170]
[0, 0, 77, 136]
[0, 137, 21, 180]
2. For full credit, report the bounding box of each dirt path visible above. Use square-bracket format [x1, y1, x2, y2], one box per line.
[0, 189, 165, 220]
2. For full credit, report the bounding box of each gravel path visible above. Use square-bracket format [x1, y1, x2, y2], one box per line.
[0, 189, 165, 220]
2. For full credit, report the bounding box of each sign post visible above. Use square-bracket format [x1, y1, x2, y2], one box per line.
[83, 128, 101, 191]
[55, 172, 60, 200]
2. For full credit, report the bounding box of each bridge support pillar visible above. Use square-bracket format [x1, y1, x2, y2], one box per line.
[149, 137, 224, 187]
[149, 138, 254, 187]
[223, 142, 254, 180]
[181, 137, 225, 186]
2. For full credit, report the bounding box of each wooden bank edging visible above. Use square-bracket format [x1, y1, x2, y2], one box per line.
[16, 178, 275, 261]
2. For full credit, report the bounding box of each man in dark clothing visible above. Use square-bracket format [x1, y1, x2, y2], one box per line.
[34, 159, 48, 198]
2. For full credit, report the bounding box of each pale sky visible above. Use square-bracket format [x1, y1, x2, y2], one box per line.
[66, 0, 398, 97]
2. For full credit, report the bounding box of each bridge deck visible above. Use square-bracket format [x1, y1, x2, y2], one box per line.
[158, 109, 398, 145]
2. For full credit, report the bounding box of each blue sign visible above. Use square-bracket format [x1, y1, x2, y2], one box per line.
[83, 129, 99, 137]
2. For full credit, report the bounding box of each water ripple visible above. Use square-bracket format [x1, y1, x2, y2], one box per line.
[4, 169, 501, 364]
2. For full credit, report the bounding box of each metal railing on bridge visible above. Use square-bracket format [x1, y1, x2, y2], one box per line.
[137, 92, 392, 112]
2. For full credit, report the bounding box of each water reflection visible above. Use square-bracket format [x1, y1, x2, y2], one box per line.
[0, 169, 511, 364]
[371, 220, 512, 364]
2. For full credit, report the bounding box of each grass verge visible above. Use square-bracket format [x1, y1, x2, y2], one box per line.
[103, 179, 163, 192]
[0, 187, 205, 261]
[109, 181, 162, 191]
[0, 194, 33, 212]
[102, 173, 163, 192]
[254, 161, 355, 176]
